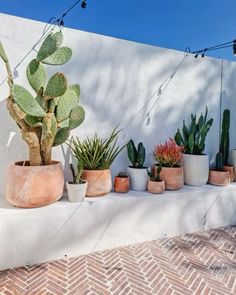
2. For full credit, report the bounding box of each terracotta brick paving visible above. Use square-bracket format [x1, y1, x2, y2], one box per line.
[0, 227, 236, 295]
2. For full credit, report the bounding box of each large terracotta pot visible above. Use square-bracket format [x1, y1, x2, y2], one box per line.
[153, 165, 183, 190]
[82, 169, 112, 197]
[183, 154, 209, 186]
[114, 176, 130, 193]
[127, 166, 148, 191]
[5, 161, 64, 208]
[208, 169, 230, 186]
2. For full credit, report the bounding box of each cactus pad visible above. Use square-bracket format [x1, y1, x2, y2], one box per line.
[44, 72, 67, 98]
[0, 42, 8, 63]
[37, 31, 63, 62]
[42, 47, 72, 65]
[53, 127, 70, 146]
[26, 59, 47, 93]
[24, 115, 42, 127]
[69, 105, 85, 130]
[69, 84, 80, 100]
[59, 118, 70, 128]
[13, 84, 46, 117]
[56, 89, 78, 122]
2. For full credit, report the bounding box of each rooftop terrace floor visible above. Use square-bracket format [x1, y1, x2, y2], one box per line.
[0, 226, 235, 295]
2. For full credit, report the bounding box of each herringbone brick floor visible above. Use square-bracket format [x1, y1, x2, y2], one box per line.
[0, 227, 235, 295]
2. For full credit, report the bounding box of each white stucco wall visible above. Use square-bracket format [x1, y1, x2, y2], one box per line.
[1, 14, 236, 197]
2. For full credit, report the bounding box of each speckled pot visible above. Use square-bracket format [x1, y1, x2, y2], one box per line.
[208, 169, 230, 186]
[82, 169, 112, 197]
[147, 179, 165, 194]
[5, 161, 64, 208]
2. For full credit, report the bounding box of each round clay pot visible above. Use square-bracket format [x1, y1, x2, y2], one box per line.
[66, 180, 88, 202]
[183, 154, 209, 186]
[147, 179, 165, 194]
[152, 165, 183, 190]
[127, 166, 148, 191]
[114, 176, 130, 193]
[5, 161, 64, 208]
[82, 169, 112, 197]
[223, 165, 235, 182]
[208, 169, 230, 186]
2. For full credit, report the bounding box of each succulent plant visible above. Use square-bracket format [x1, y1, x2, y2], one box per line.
[147, 166, 162, 182]
[174, 107, 213, 155]
[219, 109, 230, 165]
[0, 31, 85, 165]
[215, 152, 224, 171]
[127, 140, 145, 168]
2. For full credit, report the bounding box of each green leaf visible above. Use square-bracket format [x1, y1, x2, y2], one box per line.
[26, 59, 47, 93]
[13, 84, 46, 117]
[69, 84, 80, 100]
[42, 47, 72, 65]
[0, 42, 8, 63]
[24, 115, 42, 127]
[56, 89, 78, 122]
[37, 31, 63, 62]
[53, 127, 70, 146]
[44, 72, 67, 98]
[69, 105, 85, 130]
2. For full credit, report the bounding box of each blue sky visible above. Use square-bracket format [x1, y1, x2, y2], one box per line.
[1, 0, 236, 61]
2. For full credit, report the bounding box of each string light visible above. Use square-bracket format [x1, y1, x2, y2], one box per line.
[192, 39, 236, 58]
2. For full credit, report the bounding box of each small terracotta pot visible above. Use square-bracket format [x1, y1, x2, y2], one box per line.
[114, 176, 130, 193]
[223, 165, 235, 182]
[152, 165, 184, 190]
[147, 179, 165, 194]
[5, 161, 64, 208]
[208, 169, 230, 186]
[82, 169, 112, 197]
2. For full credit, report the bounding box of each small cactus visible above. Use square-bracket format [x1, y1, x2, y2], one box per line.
[219, 109, 230, 165]
[0, 31, 85, 166]
[127, 139, 145, 168]
[215, 152, 224, 171]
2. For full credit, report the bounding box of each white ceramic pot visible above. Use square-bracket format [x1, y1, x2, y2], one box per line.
[66, 180, 88, 202]
[127, 166, 148, 191]
[183, 154, 209, 186]
[229, 149, 236, 180]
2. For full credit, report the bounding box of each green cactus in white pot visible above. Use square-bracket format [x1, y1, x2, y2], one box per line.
[0, 31, 85, 166]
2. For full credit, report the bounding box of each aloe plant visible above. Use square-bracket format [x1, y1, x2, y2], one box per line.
[0, 31, 85, 165]
[68, 127, 125, 170]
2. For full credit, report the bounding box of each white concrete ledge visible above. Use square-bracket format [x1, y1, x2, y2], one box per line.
[0, 184, 236, 271]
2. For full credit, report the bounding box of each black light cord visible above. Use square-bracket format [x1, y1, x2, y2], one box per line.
[191, 39, 236, 58]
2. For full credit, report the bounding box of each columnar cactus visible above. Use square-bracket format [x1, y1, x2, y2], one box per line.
[219, 109, 230, 165]
[0, 31, 85, 165]
[127, 139, 145, 168]
[174, 107, 213, 155]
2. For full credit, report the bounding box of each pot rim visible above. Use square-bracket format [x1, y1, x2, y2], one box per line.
[183, 153, 208, 157]
[66, 180, 88, 185]
[148, 179, 165, 183]
[128, 166, 148, 169]
[13, 160, 61, 168]
[83, 168, 111, 172]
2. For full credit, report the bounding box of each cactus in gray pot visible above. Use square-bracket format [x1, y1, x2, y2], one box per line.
[0, 31, 85, 165]
[174, 107, 213, 155]
[127, 139, 146, 168]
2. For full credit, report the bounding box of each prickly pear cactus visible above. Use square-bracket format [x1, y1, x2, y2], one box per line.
[0, 31, 85, 166]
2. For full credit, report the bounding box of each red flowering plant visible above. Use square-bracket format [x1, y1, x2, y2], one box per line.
[153, 138, 185, 167]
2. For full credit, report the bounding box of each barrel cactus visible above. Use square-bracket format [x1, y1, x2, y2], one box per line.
[0, 31, 85, 165]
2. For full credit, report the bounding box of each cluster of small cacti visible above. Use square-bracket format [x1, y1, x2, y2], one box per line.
[174, 107, 213, 155]
[0, 31, 85, 165]
[127, 139, 145, 168]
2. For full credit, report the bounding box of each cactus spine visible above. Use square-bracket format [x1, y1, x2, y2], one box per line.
[127, 139, 145, 168]
[219, 109, 230, 165]
[174, 107, 213, 155]
[0, 31, 85, 166]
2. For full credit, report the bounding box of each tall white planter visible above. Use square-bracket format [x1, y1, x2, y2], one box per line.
[127, 167, 148, 191]
[229, 149, 236, 181]
[183, 154, 209, 186]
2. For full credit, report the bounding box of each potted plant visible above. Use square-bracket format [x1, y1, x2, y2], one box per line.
[67, 127, 125, 197]
[66, 162, 88, 202]
[152, 138, 184, 190]
[219, 109, 234, 181]
[147, 166, 165, 194]
[175, 107, 213, 186]
[208, 153, 230, 186]
[127, 140, 148, 191]
[0, 32, 85, 207]
[114, 172, 130, 193]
